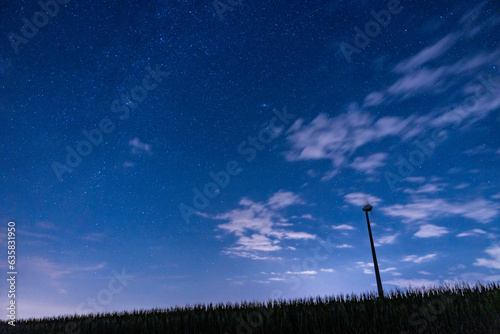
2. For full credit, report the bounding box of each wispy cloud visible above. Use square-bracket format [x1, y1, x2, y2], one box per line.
[384, 278, 440, 288]
[26, 256, 107, 279]
[19, 230, 61, 241]
[267, 190, 305, 209]
[402, 254, 437, 263]
[363, 92, 385, 107]
[381, 198, 500, 223]
[405, 177, 427, 183]
[394, 34, 459, 73]
[356, 261, 374, 275]
[286, 270, 317, 275]
[403, 183, 446, 194]
[463, 144, 497, 155]
[284, 111, 412, 180]
[388, 67, 447, 96]
[80, 232, 106, 242]
[129, 137, 152, 155]
[374, 233, 399, 246]
[332, 224, 355, 230]
[344, 192, 382, 206]
[35, 221, 57, 230]
[27, 257, 73, 279]
[284, 56, 499, 180]
[474, 245, 500, 269]
[212, 191, 315, 260]
[414, 224, 449, 238]
[418, 271, 431, 275]
[457, 229, 487, 237]
[76, 262, 107, 271]
[349, 153, 388, 175]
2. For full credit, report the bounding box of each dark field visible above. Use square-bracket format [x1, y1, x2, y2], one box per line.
[2, 282, 499, 334]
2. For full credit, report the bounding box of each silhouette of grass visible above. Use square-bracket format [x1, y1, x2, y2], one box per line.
[2, 282, 499, 333]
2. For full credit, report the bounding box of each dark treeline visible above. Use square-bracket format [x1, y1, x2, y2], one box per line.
[2, 282, 499, 334]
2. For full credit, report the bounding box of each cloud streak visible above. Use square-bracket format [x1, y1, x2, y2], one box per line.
[211, 191, 316, 259]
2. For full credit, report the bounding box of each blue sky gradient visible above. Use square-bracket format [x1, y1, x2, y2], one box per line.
[0, 0, 499, 319]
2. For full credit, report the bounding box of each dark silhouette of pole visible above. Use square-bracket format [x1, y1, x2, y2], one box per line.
[362, 204, 384, 298]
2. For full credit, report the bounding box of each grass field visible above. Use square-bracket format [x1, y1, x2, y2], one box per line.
[2, 282, 499, 334]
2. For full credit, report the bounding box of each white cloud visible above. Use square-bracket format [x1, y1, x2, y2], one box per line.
[284, 111, 412, 180]
[230, 234, 282, 252]
[418, 271, 431, 275]
[28, 257, 72, 279]
[344, 192, 382, 206]
[414, 224, 449, 238]
[212, 191, 315, 260]
[349, 153, 388, 174]
[375, 233, 399, 246]
[448, 264, 467, 271]
[457, 229, 487, 237]
[381, 198, 500, 223]
[267, 190, 305, 209]
[320, 268, 335, 273]
[332, 224, 355, 230]
[336, 244, 353, 249]
[405, 177, 427, 183]
[429, 75, 500, 129]
[403, 183, 445, 194]
[221, 250, 283, 261]
[388, 67, 447, 96]
[25, 257, 106, 279]
[394, 33, 458, 73]
[356, 261, 374, 274]
[402, 254, 437, 263]
[363, 92, 385, 107]
[463, 144, 496, 155]
[281, 231, 316, 240]
[384, 278, 440, 288]
[284, 24, 500, 180]
[129, 137, 152, 155]
[286, 271, 317, 275]
[474, 245, 500, 269]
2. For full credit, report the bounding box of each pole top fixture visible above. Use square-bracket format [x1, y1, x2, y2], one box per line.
[362, 204, 373, 212]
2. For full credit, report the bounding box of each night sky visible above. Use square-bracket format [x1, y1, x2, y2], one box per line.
[1, 0, 499, 319]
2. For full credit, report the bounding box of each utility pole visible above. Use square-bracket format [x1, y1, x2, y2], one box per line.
[362, 204, 384, 298]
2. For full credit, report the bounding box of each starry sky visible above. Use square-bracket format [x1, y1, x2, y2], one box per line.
[1, 0, 499, 320]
